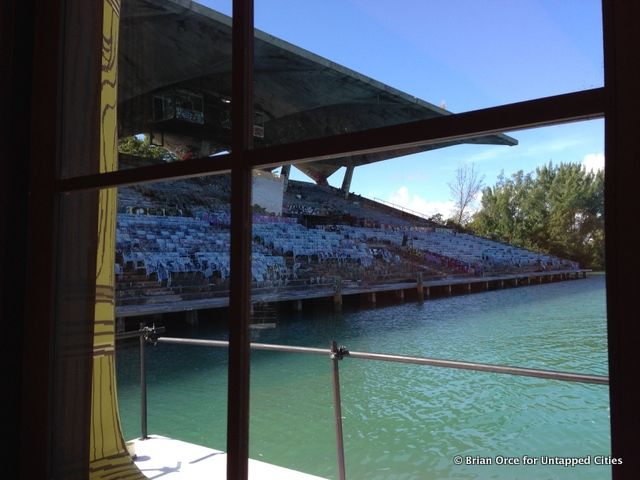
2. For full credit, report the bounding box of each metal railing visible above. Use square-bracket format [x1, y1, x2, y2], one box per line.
[116, 327, 608, 480]
[371, 197, 433, 220]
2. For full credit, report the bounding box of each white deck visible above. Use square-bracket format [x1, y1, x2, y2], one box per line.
[132, 435, 327, 480]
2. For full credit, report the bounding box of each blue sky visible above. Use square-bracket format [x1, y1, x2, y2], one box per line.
[205, 0, 604, 217]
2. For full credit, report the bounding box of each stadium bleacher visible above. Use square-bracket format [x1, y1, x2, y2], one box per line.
[115, 179, 578, 306]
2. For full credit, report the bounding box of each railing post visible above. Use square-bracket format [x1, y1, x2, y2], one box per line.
[140, 322, 148, 440]
[330, 340, 347, 480]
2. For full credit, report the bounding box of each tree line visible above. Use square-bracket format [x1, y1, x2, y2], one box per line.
[465, 163, 604, 270]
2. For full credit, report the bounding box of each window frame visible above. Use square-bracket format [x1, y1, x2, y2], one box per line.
[11, 0, 639, 479]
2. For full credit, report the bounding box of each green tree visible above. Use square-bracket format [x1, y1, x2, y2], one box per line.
[470, 163, 604, 269]
[118, 135, 173, 160]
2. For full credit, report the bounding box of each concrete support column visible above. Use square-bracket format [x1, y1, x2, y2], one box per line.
[185, 310, 199, 326]
[116, 317, 125, 333]
[341, 164, 355, 198]
[395, 290, 405, 301]
[293, 299, 303, 312]
[467, 283, 471, 292]
[500, 280, 504, 288]
[485, 282, 490, 290]
[333, 278, 343, 311]
[280, 164, 291, 192]
[416, 273, 424, 302]
[447, 284, 452, 296]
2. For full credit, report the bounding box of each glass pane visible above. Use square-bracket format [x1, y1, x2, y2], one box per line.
[253, 0, 603, 148]
[60, 0, 233, 178]
[249, 169, 337, 478]
[114, 173, 232, 474]
[249, 119, 609, 479]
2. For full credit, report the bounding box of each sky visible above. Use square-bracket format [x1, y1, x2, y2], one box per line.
[204, 0, 604, 218]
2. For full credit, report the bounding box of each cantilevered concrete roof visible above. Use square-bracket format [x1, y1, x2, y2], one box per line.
[119, 0, 516, 183]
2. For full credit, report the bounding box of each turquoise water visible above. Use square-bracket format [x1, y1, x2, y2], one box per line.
[117, 275, 610, 479]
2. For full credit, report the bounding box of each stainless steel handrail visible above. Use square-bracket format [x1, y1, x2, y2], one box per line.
[345, 350, 609, 385]
[117, 330, 609, 480]
[155, 336, 608, 385]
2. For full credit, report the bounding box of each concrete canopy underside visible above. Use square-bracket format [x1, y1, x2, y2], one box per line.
[119, 0, 517, 183]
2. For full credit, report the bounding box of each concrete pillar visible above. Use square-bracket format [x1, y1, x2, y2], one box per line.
[116, 317, 125, 333]
[583, 271, 587, 279]
[293, 299, 302, 312]
[333, 295, 342, 311]
[185, 310, 199, 326]
[280, 164, 292, 192]
[333, 278, 343, 311]
[513, 278, 518, 287]
[527, 277, 531, 285]
[500, 280, 504, 288]
[367, 292, 377, 305]
[341, 164, 355, 198]
[416, 273, 424, 302]
[485, 282, 489, 290]
[467, 283, 471, 292]
[447, 284, 452, 296]
[425, 287, 431, 298]
[395, 290, 405, 301]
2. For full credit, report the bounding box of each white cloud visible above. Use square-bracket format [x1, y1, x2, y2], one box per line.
[523, 136, 584, 157]
[464, 136, 586, 164]
[388, 186, 455, 218]
[465, 146, 511, 163]
[582, 152, 604, 172]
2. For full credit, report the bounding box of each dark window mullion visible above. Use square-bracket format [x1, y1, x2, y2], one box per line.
[247, 88, 605, 170]
[53, 88, 604, 193]
[55, 153, 233, 193]
[602, 1, 640, 477]
[227, 0, 254, 479]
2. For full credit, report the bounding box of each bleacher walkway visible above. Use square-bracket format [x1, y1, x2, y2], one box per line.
[116, 269, 589, 318]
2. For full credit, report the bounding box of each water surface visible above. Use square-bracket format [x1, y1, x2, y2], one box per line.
[117, 274, 610, 479]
